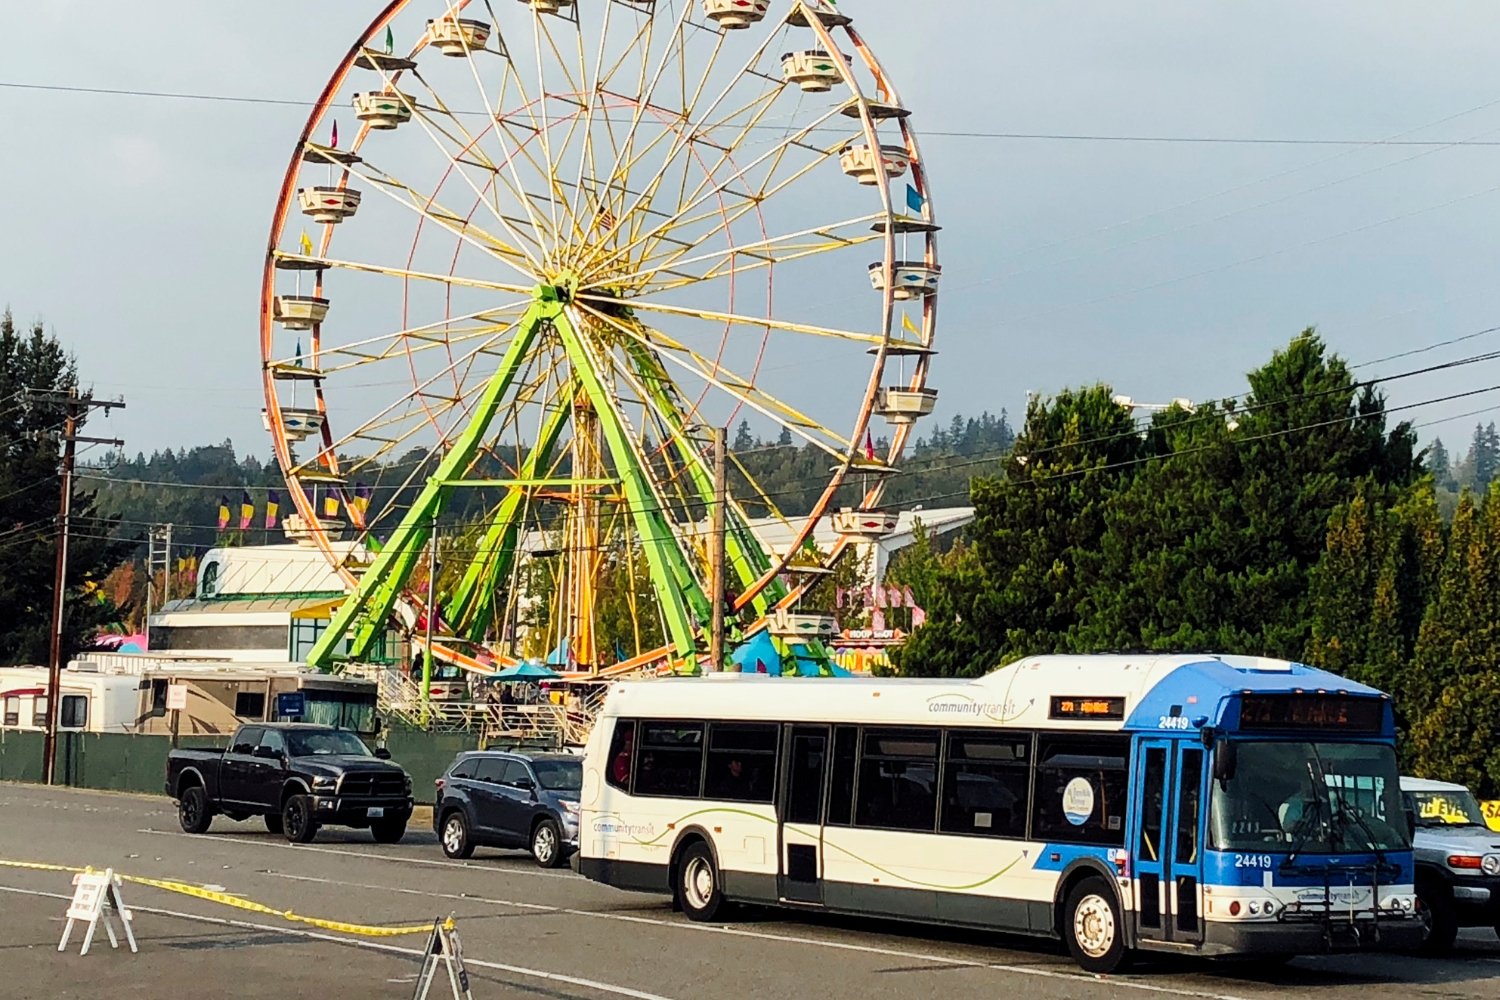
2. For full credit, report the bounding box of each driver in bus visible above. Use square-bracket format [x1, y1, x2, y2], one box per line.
[1277, 772, 1321, 838]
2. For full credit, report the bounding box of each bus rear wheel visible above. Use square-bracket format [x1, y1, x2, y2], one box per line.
[676, 842, 725, 922]
[1064, 877, 1130, 974]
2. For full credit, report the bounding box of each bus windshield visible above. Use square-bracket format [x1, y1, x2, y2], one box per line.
[1210, 741, 1409, 853]
[302, 689, 377, 733]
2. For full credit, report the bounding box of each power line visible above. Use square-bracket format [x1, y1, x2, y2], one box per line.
[13, 79, 1500, 149]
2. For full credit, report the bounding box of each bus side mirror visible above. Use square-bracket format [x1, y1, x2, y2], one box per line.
[1212, 739, 1236, 785]
[374, 747, 392, 760]
[1404, 806, 1418, 836]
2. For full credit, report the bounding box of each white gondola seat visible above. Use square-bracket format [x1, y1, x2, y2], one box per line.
[296, 187, 362, 224]
[427, 17, 491, 55]
[831, 508, 899, 537]
[781, 50, 851, 93]
[768, 610, 838, 640]
[274, 295, 330, 331]
[868, 261, 940, 300]
[875, 387, 938, 424]
[838, 143, 910, 185]
[523, 0, 575, 13]
[703, 0, 769, 29]
[352, 91, 413, 129]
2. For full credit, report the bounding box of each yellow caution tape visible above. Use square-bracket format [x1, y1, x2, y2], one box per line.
[0, 859, 435, 937]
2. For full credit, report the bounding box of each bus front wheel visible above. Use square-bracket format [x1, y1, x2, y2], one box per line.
[1064, 877, 1130, 974]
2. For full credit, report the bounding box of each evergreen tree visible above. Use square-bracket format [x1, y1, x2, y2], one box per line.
[0, 312, 130, 663]
[776, 426, 792, 447]
[1467, 422, 1500, 491]
[892, 385, 1140, 676]
[1426, 437, 1454, 491]
[732, 420, 755, 452]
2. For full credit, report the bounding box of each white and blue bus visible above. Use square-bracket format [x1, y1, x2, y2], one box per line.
[577, 654, 1421, 971]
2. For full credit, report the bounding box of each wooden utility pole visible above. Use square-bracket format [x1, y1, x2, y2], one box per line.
[38, 388, 124, 785]
[708, 426, 728, 672]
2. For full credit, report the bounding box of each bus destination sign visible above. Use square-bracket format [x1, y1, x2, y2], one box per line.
[1237, 693, 1384, 732]
[1049, 696, 1126, 721]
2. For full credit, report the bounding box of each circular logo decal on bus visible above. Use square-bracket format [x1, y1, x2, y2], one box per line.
[1063, 777, 1095, 826]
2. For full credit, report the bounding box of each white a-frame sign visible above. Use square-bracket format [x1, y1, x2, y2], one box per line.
[59, 868, 138, 956]
[412, 919, 472, 1000]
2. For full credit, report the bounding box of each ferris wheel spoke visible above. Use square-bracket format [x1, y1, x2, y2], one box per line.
[578, 302, 852, 458]
[603, 212, 883, 292]
[577, 293, 882, 346]
[273, 252, 532, 296]
[271, 302, 527, 372]
[339, 158, 545, 279]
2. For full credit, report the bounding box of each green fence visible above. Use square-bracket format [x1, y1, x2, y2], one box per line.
[0, 728, 493, 804]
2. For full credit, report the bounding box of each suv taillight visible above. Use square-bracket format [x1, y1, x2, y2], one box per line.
[435, 778, 445, 791]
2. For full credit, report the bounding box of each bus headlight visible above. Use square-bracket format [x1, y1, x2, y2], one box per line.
[1247, 901, 1261, 915]
[1263, 899, 1277, 915]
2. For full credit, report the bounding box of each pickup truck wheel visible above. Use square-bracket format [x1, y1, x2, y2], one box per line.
[371, 817, 407, 844]
[178, 786, 213, 834]
[440, 811, 474, 859]
[283, 795, 319, 844]
[264, 812, 284, 835]
[531, 819, 564, 868]
[1414, 882, 1458, 956]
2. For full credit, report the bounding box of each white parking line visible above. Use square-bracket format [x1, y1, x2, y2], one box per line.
[252, 869, 1256, 1000]
[135, 827, 582, 879]
[0, 884, 675, 1000]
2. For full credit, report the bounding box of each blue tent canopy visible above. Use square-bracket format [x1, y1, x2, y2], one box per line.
[494, 661, 561, 681]
[729, 630, 855, 677]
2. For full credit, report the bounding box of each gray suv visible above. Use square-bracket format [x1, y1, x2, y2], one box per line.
[433, 751, 581, 867]
[1402, 776, 1500, 955]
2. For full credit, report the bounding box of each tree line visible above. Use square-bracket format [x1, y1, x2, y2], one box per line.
[888, 330, 1500, 795]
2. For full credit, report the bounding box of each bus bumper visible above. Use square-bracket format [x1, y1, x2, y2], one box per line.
[1199, 916, 1424, 956]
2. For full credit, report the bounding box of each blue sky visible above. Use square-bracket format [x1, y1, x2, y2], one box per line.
[6, 1, 1500, 459]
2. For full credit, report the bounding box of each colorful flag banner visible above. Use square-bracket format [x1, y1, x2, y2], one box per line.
[330, 119, 339, 149]
[905, 184, 924, 214]
[385, 26, 395, 53]
[299, 230, 313, 257]
[239, 491, 254, 531]
[323, 494, 340, 519]
[864, 431, 876, 461]
[217, 496, 230, 531]
[265, 490, 280, 530]
[901, 313, 921, 336]
[294, 340, 305, 367]
[351, 484, 371, 516]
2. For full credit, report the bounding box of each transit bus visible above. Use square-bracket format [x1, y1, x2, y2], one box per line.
[577, 654, 1421, 971]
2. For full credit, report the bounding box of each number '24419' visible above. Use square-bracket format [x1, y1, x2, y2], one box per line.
[1234, 854, 1274, 869]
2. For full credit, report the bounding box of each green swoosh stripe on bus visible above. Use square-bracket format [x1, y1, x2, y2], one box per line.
[604, 808, 1025, 891]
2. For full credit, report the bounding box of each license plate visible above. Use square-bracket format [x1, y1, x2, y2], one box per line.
[367, 807, 385, 818]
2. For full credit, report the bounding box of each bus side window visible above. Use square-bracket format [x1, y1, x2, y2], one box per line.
[150, 680, 169, 718]
[635, 722, 706, 798]
[3, 695, 18, 727]
[1031, 735, 1131, 847]
[827, 725, 858, 826]
[855, 728, 939, 832]
[704, 723, 778, 803]
[940, 730, 1031, 838]
[606, 720, 635, 791]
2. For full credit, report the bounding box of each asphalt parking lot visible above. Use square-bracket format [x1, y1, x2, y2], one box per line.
[4, 783, 1500, 1000]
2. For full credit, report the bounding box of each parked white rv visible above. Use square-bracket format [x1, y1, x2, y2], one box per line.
[0, 655, 379, 737]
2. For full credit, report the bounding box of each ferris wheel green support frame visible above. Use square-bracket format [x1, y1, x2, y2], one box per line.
[619, 338, 786, 620]
[307, 285, 711, 670]
[443, 382, 577, 643]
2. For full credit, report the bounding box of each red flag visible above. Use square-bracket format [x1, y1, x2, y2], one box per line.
[864, 431, 876, 461]
[330, 120, 339, 148]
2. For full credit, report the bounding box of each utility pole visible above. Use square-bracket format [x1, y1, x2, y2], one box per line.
[422, 515, 437, 718]
[35, 388, 124, 786]
[708, 426, 728, 672]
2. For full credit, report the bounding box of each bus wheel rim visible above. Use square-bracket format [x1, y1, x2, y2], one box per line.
[684, 858, 713, 909]
[1074, 894, 1115, 957]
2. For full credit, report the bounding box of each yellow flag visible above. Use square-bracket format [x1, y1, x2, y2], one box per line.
[300, 230, 314, 256]
[902, 313, 920, 336]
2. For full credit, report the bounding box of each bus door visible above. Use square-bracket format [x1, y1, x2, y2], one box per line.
[779, 725, 829, 905]
[1131, 738, 1206, 945]
[1166, 742, 1205, 945]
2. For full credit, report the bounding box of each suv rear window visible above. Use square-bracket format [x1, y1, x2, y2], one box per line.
[449, 758, 478, 780]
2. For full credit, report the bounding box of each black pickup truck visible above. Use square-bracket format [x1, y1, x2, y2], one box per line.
[165, 723, 413, 844]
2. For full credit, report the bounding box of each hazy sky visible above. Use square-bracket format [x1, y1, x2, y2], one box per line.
[7, 1, 1500, 461]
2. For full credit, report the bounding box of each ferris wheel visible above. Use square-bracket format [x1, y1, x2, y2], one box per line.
[259, 0, 941, 673]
